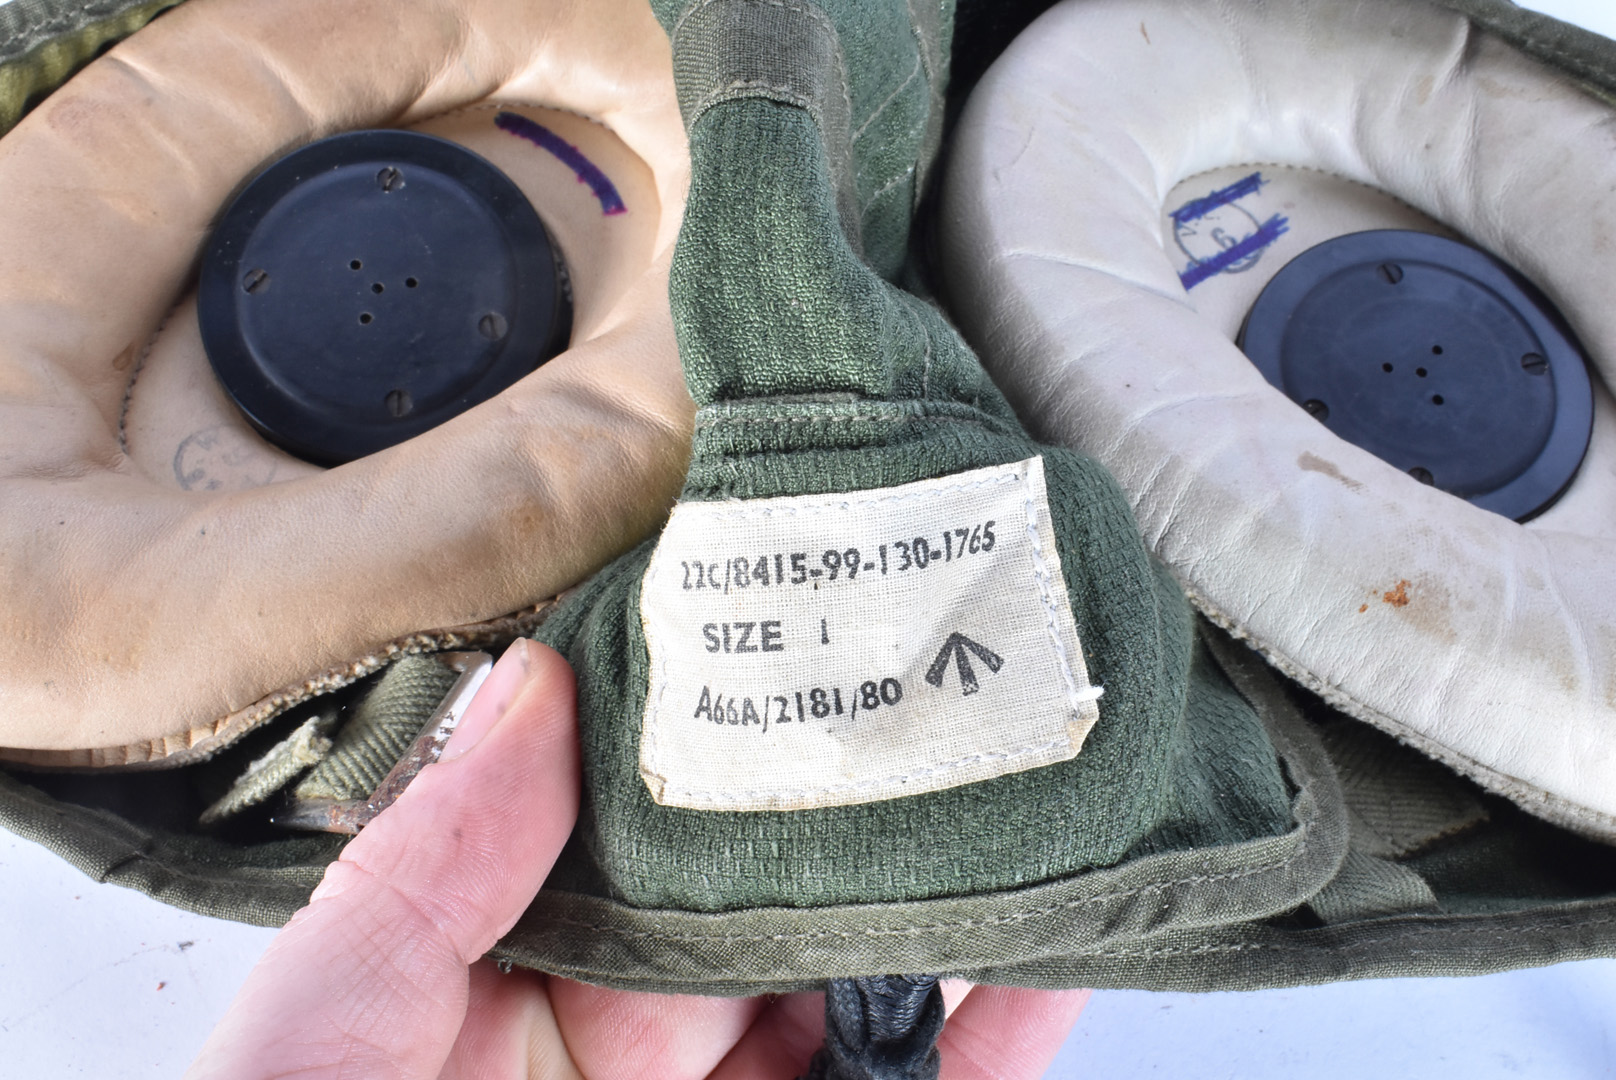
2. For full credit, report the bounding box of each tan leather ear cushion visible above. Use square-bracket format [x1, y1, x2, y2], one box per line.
[0, 0, 692, 764]
[941, 0, 1616, 838]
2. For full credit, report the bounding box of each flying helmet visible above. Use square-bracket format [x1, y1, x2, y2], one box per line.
[3, 0, 1616, 1072]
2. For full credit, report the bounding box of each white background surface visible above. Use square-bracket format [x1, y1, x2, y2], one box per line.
[3, 0, 1616, 1077]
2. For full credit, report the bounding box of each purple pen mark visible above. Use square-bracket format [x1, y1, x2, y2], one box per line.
[1171, 172, 1266, 225]
[1171, 171, 1288, 290]
[495, 111, 626, 216]
[1178, 215, 1290, 290]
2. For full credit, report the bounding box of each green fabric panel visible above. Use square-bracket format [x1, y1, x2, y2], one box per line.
[1121, 631, 1293, 857]
[0, 0, 184, 136]
[3, 0, 1616, 998]
[970, 896, 1616, 992]
[198, 711, 337, 826]
[0, 765, 339, 928]
[1407, 799, 1616, 915]
[538, 396, 1215, 911]
[536, 0, 1285, 924]
[675, 101, 989, 404]
[536, 0, 1291, 919]
[295, 655, 460, 802]
[502, 625, 1346, 992]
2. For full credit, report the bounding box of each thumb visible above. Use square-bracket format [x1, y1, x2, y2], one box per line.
[187, 640, 580, 1080]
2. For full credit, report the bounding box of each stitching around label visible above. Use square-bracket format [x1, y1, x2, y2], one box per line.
[639, 457, 1102, 810]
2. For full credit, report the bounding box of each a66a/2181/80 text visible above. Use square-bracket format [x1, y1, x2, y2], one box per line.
[680, 521, 997, 593]
[693, 678, 905, 732]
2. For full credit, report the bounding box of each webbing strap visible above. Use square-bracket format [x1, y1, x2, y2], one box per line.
[1302, 719, 1487, 923]
[294, 655, 461, 802]
[1318, 719, 1489, 859]
[198, 711, 338, 826]
[1308, 847, 1440, 924]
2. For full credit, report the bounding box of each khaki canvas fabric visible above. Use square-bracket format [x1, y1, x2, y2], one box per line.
[1, 0, 1615, 997]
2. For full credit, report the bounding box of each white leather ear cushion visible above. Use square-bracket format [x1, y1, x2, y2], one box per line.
[940, 0, 1616, 838]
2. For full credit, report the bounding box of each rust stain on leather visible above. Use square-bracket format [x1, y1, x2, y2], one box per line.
[1382, 580, 1410, 607]
[1297, 452, 1362, 490]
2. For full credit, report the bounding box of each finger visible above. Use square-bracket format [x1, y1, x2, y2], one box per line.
[187, 640, 580, 1080]
[707, 991, 828, 1080]
[940, 978, 973, 1017]
[545, 975, 768, 1080]
[938, 986, 1092, 1080]
[439, 961, 584, 1080]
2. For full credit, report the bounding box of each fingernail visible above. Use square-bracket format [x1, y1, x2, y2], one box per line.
[440, 640, 535, 762]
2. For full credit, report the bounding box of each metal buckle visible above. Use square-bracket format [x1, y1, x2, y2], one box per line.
[271, 650, 493, 834]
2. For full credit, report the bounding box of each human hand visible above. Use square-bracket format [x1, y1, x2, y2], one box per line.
[187, 639, 1090, 1079]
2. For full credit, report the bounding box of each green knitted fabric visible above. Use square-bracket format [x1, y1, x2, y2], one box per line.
[531, 0, 1292, 915]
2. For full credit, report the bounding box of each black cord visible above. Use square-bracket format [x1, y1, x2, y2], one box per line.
[802, 975, 946, 1080]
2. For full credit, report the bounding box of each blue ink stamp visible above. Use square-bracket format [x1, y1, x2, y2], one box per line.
[1172, 172, 1288, 290]
[495, 111, 627, 216]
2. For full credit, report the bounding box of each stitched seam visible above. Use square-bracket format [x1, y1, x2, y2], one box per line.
[694, 413, 984, 428]
[533, 849, 1314, 944]
[852, 51, 920, 143]
[690, 79, 814, 122]
[864, 162, 917, 208]
[1171, 161, 1438, 223]
[1087, 913, 1616, 959]
[579, 652, 1335, 950]
[115, 301, 177, 454]
[669, 470, 1021, 518]
[673, 0, 832, 46]
[903, 0, 943, 106]
[674, 0, 849, 137]
[640, 459, 1104, 803]
[920, 335, 931, 401]
[1021, 473, 1089, 715]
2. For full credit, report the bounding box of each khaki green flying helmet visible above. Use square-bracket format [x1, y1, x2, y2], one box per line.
[2, 1, 1616, 1068]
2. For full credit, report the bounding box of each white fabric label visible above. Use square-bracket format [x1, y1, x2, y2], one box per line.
[638, 456, 1102, 811]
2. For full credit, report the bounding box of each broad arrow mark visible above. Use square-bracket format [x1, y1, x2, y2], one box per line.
[924, 632, 1005, 696]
